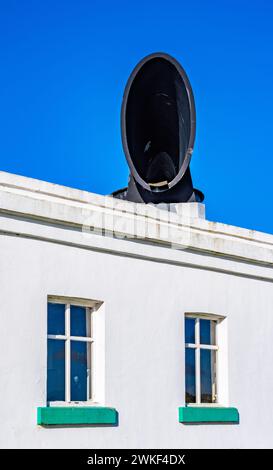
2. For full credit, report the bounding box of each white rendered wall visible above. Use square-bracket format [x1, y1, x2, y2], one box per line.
[0, 171, 273, 449]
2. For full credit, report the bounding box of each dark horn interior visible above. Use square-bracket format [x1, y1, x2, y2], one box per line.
[124, 57, 191, 188]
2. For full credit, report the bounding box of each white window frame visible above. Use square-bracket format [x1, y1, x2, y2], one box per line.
[185, 313, 226, 407]
[47, 296, 105, 407]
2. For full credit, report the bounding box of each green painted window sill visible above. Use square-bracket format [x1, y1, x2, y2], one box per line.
[37, 406, 118, 426]
[179, 407, 239, 424]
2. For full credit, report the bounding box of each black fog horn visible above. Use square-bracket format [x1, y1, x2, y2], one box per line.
[112, 52, 204, 204]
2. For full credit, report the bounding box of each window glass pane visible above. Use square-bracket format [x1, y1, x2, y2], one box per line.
[71, 306, 90, 337]
[47, 339, 65, 401]
[71, 341, 91, 401]
[185, 348, 196, 403]
[185, 318, 195, 343]
[200, 319, 216, 345]
[47, 303, 65, 335]
[201, 349, 217, 403]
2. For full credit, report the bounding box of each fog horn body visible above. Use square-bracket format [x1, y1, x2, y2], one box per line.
[113, 52, 204, 204]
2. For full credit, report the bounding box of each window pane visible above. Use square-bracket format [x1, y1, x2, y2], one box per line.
[185, 318, 195, 343]
[71, 341, 91, 401]
[47, 303, 65, 335]
[185, 348, 196, 403]
[200, 319, 216, 345]
[47, 339, 65, 401]
[201, 349, 217, 403]
[71, 306, 91, 337]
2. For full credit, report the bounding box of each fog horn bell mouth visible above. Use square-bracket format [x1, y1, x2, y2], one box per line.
[112, 52, 204, 204]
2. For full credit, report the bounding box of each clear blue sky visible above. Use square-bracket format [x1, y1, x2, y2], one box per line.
[0, 0, 272, 233]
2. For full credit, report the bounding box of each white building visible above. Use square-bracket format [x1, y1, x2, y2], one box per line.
[0, 170, 273, 449]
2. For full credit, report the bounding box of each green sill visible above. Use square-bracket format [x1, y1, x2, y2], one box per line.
[179, 406, 239, 424]
[37, 406, 118, 426]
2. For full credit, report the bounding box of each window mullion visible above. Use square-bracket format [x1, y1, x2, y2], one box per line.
[195, 318, 201, 404]
[65, 304, 71, 402]
[69, 336, 94, 343]
[199, 344, 218, 351]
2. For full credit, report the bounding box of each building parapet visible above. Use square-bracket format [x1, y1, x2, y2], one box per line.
[0, 171, 273, 281]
